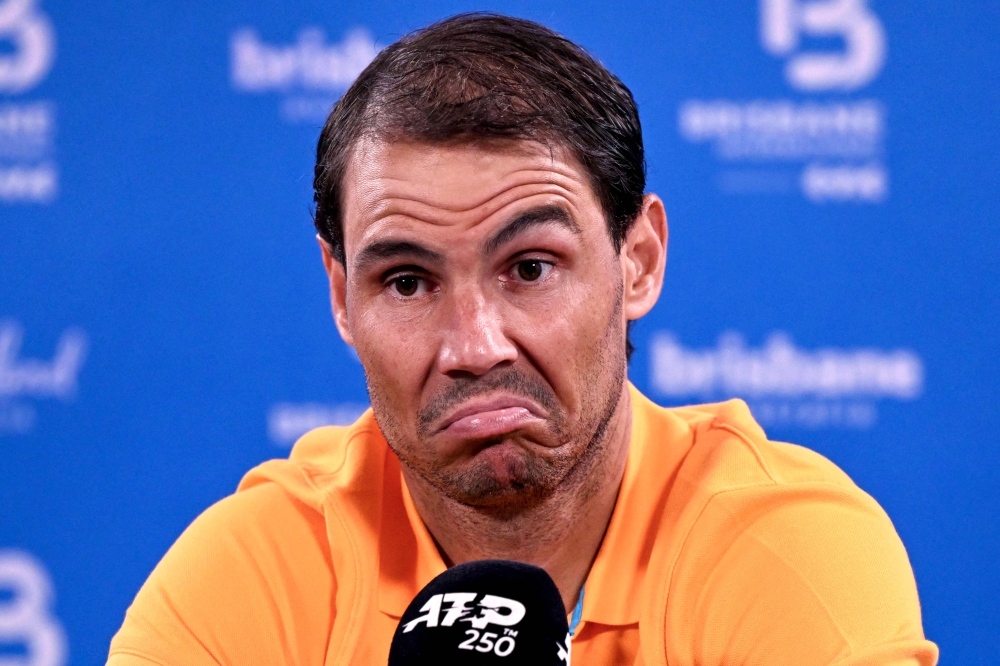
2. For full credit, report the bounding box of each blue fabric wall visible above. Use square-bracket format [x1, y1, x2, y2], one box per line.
[1, 0, 997, 662]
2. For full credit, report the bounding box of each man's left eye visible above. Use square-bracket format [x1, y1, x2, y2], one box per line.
[514, 260, 551, 282]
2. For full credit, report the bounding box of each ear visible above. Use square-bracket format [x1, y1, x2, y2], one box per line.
[621, 194, 668, 321]
[318, 236, 355, 347]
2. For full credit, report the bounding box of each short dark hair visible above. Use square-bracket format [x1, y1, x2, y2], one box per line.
[313, 12, 646, 264]
[313, 12, 646, 360]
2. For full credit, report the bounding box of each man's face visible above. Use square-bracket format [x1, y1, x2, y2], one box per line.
[331, 139, 632, 513]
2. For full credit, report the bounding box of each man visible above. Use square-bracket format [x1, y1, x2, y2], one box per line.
[108, 13, 937, 666]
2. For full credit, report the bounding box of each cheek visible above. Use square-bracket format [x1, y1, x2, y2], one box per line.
[348, 293, 437, 409]
[507, 271, 621, 399]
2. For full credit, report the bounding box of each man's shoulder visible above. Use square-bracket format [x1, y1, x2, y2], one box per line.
[633, 389, 856, 495]
[641, 393, 890, 542]
[238, 409, 388, 509]
[107, 415, 394, 663]
[108, 469, 337, 664]
[631, 390, 890, 580]
[629, 391, 935, 665]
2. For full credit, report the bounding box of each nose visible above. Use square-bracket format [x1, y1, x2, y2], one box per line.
[435, 285, 518, 377]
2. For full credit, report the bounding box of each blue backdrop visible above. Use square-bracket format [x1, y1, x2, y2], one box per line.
[2, 0, 997, 663]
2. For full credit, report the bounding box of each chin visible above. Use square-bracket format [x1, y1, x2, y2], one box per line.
[442, 441, 559, 514]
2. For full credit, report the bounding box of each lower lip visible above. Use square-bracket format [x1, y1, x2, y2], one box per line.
[443, 407, 543, 439]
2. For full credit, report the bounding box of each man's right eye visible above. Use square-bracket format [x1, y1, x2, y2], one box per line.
[390, 276, 422, 296]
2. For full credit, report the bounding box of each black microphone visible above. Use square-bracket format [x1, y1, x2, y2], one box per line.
[388, 560, 571, 665]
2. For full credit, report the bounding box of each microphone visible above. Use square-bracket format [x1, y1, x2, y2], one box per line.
[388, 560, 572, 665]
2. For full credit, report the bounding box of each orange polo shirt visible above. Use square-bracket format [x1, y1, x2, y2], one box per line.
[107, 386, 937, 665]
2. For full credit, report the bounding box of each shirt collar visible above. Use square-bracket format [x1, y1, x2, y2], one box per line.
[576, 384, 650, 625]
[578, 385, 693, 626]
[377, 451, 447, 618]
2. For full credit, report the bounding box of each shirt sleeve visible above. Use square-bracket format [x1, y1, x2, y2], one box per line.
[664, 482, 939, 666]
[106, 482, 335, 666]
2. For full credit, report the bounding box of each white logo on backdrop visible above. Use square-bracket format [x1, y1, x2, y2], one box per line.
[678, 1, 889, 203]
[760, 0, 886, 91]
[650, 332, 923, 429]
[0, 0, 55, 93]
[0, 321, 87, 435]
[230, 27, 379, 124]
[267, 401, 368, 445]
[0, 550, 67, 666]
[0, 0, 57, 204]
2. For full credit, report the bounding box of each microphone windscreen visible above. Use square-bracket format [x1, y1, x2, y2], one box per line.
[388, 560, 571, 666]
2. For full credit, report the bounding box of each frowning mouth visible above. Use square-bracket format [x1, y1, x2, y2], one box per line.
[436, 394, 547, 439]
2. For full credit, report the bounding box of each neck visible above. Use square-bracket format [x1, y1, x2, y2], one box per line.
[402, 386, 633, 613]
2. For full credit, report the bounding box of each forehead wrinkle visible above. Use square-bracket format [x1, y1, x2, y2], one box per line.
[344, 142, 601, 261]
[358, 177, 590, 242]
[481, 205, 581, 258]
[367, 162, 590, 217]
[347, 137, 591, 214]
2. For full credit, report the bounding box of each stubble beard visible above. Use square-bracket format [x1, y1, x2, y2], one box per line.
[366, 286, 628, 520]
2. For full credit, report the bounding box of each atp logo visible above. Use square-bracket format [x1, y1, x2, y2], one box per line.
[0, 550, 66, 666]
[0, 0, 55, 94]
[403, 592, 526, 657]
[760, 0, 886, 91]
[402, 592, 526, 633]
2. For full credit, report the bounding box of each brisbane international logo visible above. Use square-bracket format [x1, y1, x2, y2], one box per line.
[759, 0, 885, 91]
[679, 0, 889, 202]
[0, 320, 87, 436]
[0, 0, 57, 203]
[229, 26, 379, 124]
[648, 332, 923, 430]
[0, 550, 66, 666]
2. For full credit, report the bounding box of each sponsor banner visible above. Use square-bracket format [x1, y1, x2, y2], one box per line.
[679, 0, 890, 202]
[0, 0, 57, 204]
[0, 550, 67, 666]
[230, 27, 380, 124]
[267, 401, 369, 445]
[0, 320, 87, 436]
[649, 331, 923, 429]
[0, 0, 996, 663]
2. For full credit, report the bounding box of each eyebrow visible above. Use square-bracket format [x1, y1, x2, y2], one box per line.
[352, 205, 579, 274]
[353, 239, 445, 275]
[481, 205, 581, 257]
